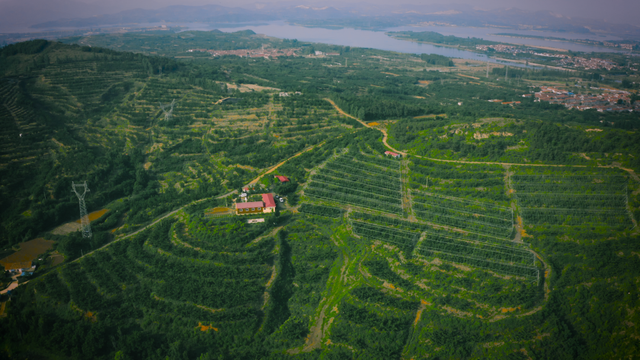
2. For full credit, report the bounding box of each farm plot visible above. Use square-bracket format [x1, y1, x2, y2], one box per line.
[0, 238, 54, 268]
[31, 215, 277, 339]
[298, 203, 345, 218]
[413, 222, 537, 281]
[351, 220, 421, 255]
[415, 246, 539, 280]
[350, 210, 537, 280]
[305, 153, 403, 214]
[0, 81, 52, 170]
[409, 158, 509, 204]
[417, 231, 533, 266]
[411, 191, 514, 239]
[512, 174, 632, 228]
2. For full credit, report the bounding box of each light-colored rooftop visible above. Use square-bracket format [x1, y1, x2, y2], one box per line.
[236, 201, 264, 210]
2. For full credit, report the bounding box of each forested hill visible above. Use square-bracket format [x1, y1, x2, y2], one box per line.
[0, 40, 189, 247]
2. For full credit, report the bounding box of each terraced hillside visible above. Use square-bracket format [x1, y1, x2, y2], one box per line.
[29, 213, 283, 357]
[0, 40, 354, 247]
[2, 34, 640, 360]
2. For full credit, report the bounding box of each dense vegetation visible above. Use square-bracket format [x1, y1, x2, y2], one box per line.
[1, 32, 639, 360]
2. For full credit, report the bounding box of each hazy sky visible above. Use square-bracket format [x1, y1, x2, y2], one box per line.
[0, 0, 638, 32]
[79, 0, 637, 24]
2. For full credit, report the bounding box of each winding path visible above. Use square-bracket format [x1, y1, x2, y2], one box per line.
[324, 98, 638, 321]
[324, 98, 640, 184]
[324, 98, 407, 156]
[62, 137, 334, 266]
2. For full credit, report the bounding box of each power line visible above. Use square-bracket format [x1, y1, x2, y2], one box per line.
[72, 181, 92, 239]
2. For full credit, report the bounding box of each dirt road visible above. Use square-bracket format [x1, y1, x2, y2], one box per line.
[69, 197, 212, 265]
[326, 99, 640, 182]
[248, 141, 327, 186]
[324, 98, 407, 156]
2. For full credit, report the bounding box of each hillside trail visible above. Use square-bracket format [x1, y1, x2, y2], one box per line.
[249, 226, 283, 245]
[68, 197, 212, 264]
[247, 141, 327, 186]
[324, 98, 407, 156]
[46, 127, 334, 270]
[325, 99, 640, 183]
[288, 223, 366, 354]
[326, 99, 560, 317]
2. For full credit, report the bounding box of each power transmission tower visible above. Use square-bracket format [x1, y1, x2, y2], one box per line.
[159, 99, 176, 121]
[505, 66, 508, 81]
[72, 181, 92, 238]
[486, 62, 489, 78]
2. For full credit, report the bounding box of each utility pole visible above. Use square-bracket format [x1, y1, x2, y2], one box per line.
[72, 181, 92, 239]
[159, 99, 175, 121]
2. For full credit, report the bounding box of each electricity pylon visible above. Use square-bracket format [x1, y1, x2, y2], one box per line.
[72, 181, 92, 238]
[159, 99, 175, 121]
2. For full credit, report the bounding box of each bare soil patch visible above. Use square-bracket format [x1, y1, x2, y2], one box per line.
[49, 252, 64, 266]
[75, 209, 109, 223]
[0, 238, 54, 268]
[51, 222, 81, 235]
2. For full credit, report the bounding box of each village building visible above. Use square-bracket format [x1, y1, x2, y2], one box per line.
[384, 151, 402, 158]
[236, 201, 264, 215]
[235, 193, 277, 215]
[1, 261, 34, 275]
[262, 193, 276, 213]
[275, 175, 290, 183]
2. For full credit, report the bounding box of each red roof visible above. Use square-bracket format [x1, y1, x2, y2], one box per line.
[385, 151, 400, 156]
[275, 175, 289, 182]
[236, 201, 264, 210]
[262, 193, 276, 208]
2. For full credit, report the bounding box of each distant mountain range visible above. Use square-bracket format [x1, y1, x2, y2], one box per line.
[1, 0, 639, 40]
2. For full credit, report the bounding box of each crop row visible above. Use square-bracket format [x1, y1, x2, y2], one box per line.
[511, 182, 627, 195]
[411, 191, 511, 218]
[58, 240, 265, 328]
[350, 157, 401, 174]
[412, 200, 513, 228]
[413, 208, 513, 239]
[511, 175, 627, 184]
[349, 212, 519, 247]
[351, 221, 420, 254]
[331, 157, 400, 176]
[520, 208, 631, 227]
[415, 248, 539, 280]
[307, 179, 402, 203]
[305, 188, 403, 214]
[410, 164, 503, 179]
[419, 233, 533, 266]
[515, 193, 627, 210]
[312, 176, 402, 199]
[324, 162, 401, 182]
[353, 153, 401, 169]
[322, 168, 402, 189]
[298, 203, 345, 218]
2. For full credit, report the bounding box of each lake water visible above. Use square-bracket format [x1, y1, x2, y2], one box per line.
[215, 22, 514, 65]
[210, 22, 627, 64]
[387, 25, 624, 53]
